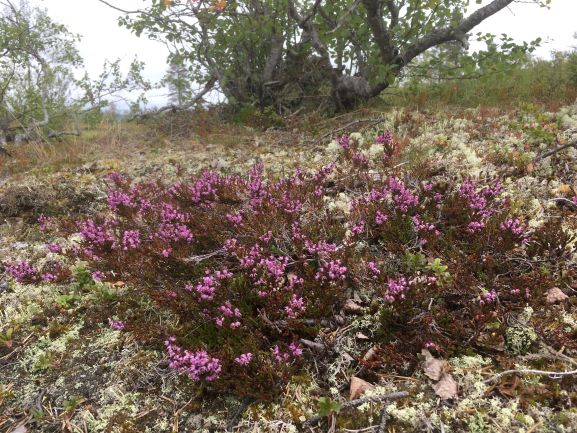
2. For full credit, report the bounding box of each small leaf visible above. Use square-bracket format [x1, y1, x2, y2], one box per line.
[433, 373, 458, 400]
[422, 349, 448, 381]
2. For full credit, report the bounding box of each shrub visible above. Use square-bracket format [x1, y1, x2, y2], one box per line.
[8, 131, 574, 399]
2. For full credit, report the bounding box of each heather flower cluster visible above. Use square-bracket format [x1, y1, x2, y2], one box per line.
[165, 336, 222, 382]
[5, 259, 69, 284]
[13, 130, 559, 397]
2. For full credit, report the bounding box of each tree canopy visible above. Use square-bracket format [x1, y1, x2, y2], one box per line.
[103, 0, 549, 113]
[0, 0, 149, 144]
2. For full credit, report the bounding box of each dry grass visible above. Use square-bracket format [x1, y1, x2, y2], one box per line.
[0, 120, 161, 177]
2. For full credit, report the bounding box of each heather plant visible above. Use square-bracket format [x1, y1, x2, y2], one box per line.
[7, 131, 575, 400]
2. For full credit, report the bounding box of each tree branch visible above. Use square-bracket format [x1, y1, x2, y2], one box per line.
[402, 0, 515, 65]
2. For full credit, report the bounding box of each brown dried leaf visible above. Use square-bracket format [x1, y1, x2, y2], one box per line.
[546, 287, 568, 304]
[422, 349, 448, 381]
[349, 376, 375, 400]
[362, 346, 378, 362]
[343, 299, 363, 314]
[433, 373, 458, 400]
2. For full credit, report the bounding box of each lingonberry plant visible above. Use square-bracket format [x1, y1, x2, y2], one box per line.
[6, 132, 574, 399]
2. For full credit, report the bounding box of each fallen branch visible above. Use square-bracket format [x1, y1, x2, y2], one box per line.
[226, 397, 255, 431]
[483, 368, 577, 384]
[130, 76, 217, 121]
[318, 117, 384, 143]
[537, 139, 577, 160]
[376, 407, 388, 433]
[301, 391, 409, 428]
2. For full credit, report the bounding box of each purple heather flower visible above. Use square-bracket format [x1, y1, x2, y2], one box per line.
[46, 243, 62, 254]
[234, 353, 253, 366]
[121, 230, 141, 251]
[6, 260, 39, 284]
[479, 289, 497, 305]
[375, 131, 394, 146]
[108, 318, 125, 331]
[384, 276, 410, 303]
[38, 214, 51, 232]
[285, 294, 306, 318]
[164, 336, 221, 382]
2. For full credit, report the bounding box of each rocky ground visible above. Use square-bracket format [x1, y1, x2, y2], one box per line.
[1, 103, 577, 433]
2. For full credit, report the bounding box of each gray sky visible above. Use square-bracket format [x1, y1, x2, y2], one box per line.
[32, 0, 577, 108]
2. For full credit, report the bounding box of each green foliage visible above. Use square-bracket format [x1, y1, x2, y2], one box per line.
[114, 0, 543, 112]
[0, 0, 150, 142]
[392, 43, 577, 109]
[316, 397, 342, 417]
[233, 105, 285, 130]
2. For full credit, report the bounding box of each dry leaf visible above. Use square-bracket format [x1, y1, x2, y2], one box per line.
[558, 184, 573, 194]
[433, 373, 458, 400]
[546, 287, 568, 304]
[362, 346, 378, 362]
[343, 299, 363, 314]
[10, 424, 28, 433]
[349, 376, 375, 400]
[355, 332, 369, 340]
[422, 349, 448, 381]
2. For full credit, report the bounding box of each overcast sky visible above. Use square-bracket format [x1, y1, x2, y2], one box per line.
[31, 0, 577, 108]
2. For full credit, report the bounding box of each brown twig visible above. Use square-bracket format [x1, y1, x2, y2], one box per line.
[376, 407, 388, 433]
[301, 391, 409, 428]
[318, 117, 384, 142]
[537, 139, 577, 160]
[483, 368, 577, 384]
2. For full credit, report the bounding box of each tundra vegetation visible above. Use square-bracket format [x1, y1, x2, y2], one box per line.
[1, 1, 577, 433]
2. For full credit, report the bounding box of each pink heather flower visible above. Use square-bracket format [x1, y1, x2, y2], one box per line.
[285, 294, 306, 318]
[375, 131, 393, 145]
[572, 196, 577, 206]
[423, 182, 433, 192]
[388, 177, 419, 213]
[351, 221, 365, 235]
[6, 260, 39, 284]
[80, 219, 113, 247]
[162, 248, 172, 257]
[108, 318, 125, 331]
[479, 289, 497, 305]
[272, 343, 303, 363]
[121, 230, 141, 251]
[375, 210, 388, 225]
[234, 352, 253, 366]
[315, 259, 347, 282]
[424, 341, 439, 351]
[338, 134, 351, 150]
[91, 271, 108, 281]
[412, 215, 439, 236]
[107, 190, 133, 212]
[46, 243, 62, 254]
[304, 240, 337, 255]
[500, 218, 530, 243]
[367, 261, 381, 277]
[467, 221, 485, 233]
[164, 336, 222, 382]
[226, 212, 243, 225]
[384, 276, 409, 303]
[352, 152, 369, 167]
[259, 231, 273, 243]
[41, 272, 57, 282]
[104, 171, 127, 185]
[38, 214, 51, 232]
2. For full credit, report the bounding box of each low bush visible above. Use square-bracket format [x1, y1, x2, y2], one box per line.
[7, 132, 575, 400]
